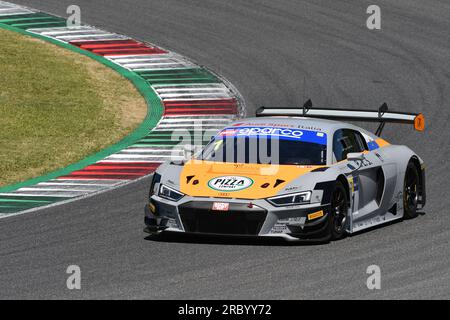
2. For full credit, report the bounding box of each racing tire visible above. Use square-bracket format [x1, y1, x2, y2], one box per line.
[328, 180, 349, 240]
[403, 161, 419, 219]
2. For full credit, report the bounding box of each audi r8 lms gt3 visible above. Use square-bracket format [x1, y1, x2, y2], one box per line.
[144, 101, 426, 241]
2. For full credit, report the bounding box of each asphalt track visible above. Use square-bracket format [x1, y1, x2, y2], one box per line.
[1, 0, 449, 299]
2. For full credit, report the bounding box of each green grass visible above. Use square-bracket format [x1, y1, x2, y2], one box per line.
[0, 29, 147, 187]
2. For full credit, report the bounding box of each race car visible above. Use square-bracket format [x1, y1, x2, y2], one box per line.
[144, 101, 426, 241]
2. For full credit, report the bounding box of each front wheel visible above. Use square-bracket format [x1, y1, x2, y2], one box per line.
[403, 162, 419, 219]
[328, 180, 349, 240]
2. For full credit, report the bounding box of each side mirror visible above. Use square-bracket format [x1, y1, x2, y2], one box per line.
[347, 152, 365, 161]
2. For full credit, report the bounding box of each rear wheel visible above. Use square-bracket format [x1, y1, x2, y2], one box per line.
[328, 180, 349, 240]
[403, 162, 419, 219]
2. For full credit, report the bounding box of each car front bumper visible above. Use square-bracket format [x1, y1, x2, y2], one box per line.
[144, 194, 332, 241]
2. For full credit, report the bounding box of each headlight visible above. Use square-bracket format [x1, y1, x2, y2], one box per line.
[267, 191, 311, 207]
[158, 184, 184, 202]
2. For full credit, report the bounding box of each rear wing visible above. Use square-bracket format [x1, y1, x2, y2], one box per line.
[256, 100, 425, 135]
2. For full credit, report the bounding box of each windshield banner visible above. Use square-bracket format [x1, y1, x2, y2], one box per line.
[218, 126, 327, 145]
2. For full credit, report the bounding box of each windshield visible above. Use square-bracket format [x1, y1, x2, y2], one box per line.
[198, 126, 327, 165]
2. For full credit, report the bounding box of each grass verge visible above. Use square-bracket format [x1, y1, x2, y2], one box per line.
[0, 29, 147, 187]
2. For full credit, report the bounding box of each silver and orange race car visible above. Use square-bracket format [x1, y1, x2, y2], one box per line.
[144, 101, 426, 241]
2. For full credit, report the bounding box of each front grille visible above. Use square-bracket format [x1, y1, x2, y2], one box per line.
[179, 201, 267, 235]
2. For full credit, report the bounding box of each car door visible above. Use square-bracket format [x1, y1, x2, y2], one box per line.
[332, 129, 384, 221]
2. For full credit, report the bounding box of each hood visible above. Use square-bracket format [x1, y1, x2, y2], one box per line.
[179, 160, 322, 199]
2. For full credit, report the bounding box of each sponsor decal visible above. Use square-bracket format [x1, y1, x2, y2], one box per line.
[217, 126, 327, 145]
[208, 176, 254, 192]
[353, 175, 359, 191]
[232, 122, 296, 128]
[238, 127, 303, 138]
[297, 125, 323, 131]
[212, 202, 230, 211]
[348, 176, 355, 193]
[308, 210, 324, 220]
[367, 140, 380, 151]
[219, 128, 238, 136]
[375, 152, 384, 162]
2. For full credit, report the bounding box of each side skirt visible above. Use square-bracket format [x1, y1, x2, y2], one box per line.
[347, 188, 405, 234]
[350, 210, 403, 233]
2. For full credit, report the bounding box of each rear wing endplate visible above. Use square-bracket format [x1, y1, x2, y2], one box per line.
[256, 100, 425, 135]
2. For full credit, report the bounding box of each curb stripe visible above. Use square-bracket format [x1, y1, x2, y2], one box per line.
[71, 39, 167, 56]
[0, 1, 244, 217]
